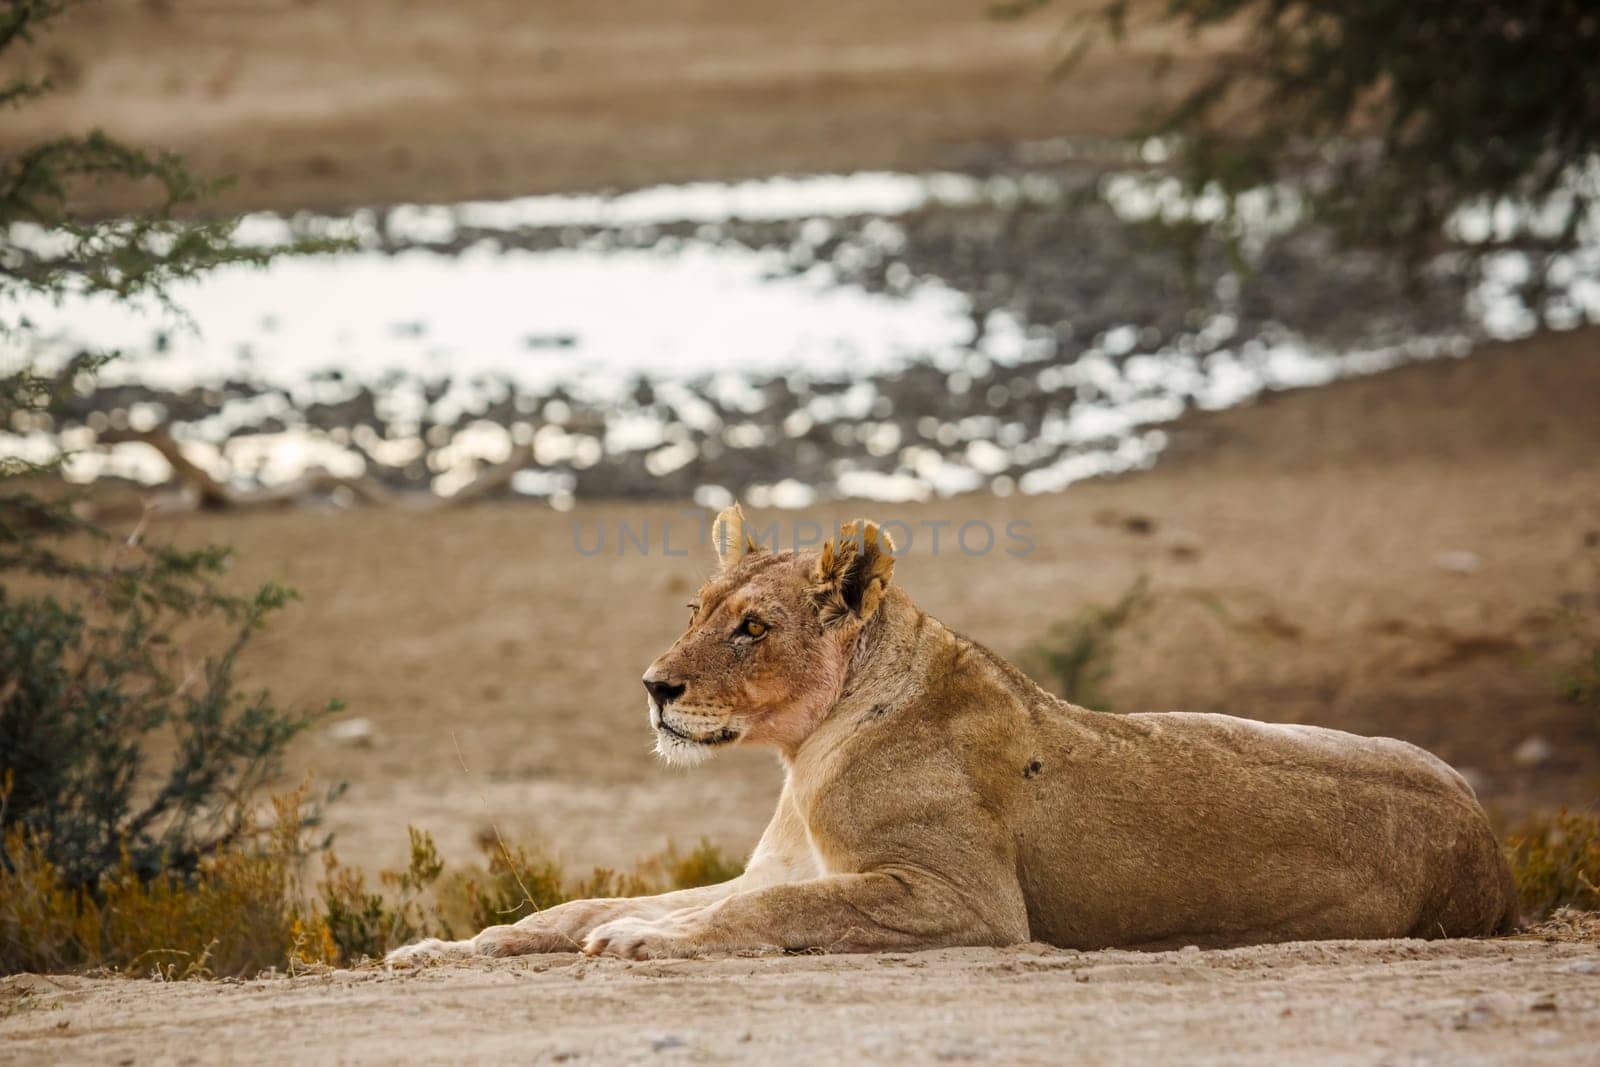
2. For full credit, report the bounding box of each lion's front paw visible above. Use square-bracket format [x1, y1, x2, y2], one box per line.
[583, 917, 701, 960]
[473, 922, 583, 957]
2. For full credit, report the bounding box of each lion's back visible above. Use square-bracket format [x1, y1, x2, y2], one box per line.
[1012, 706, 1516, 947]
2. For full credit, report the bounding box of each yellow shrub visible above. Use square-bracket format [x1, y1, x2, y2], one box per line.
[449, 833, 745, 933]
[1506, 808, 1600, 919]
[1, 791, 310, 978]
[0, 827, 102, 974]
[629, 837, 747, 893]
[316, 827, 454, 963]
[1, 799, 746, 977]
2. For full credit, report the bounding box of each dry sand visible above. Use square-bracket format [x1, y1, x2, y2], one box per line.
[2, 0, 1225, 214]
[5, 938, 1599, 1064]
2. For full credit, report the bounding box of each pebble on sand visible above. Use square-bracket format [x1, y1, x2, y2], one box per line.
[327, 716, 377, 748]
[1434, 550, 1483, 575]
[1512, 735, 1553, 768]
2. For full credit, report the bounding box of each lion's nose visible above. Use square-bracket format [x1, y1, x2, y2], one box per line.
[643, 677, 686, 706]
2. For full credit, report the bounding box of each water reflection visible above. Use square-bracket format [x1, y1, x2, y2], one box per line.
[3, 166, 1595, 507]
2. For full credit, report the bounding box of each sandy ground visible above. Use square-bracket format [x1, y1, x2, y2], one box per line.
[1, 0, 1226, 214]
[5, 938, 1599, 1064]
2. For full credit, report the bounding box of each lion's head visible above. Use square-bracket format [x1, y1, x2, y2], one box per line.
[641, 505, 897, 765]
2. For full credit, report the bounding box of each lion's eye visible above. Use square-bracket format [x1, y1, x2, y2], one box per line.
[738, 617, 768, 639]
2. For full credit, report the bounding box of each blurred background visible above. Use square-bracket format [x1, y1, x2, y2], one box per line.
[2, 1, 1597, 900]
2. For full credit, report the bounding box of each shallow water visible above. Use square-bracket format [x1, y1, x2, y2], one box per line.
[4, 165, 1596, 506]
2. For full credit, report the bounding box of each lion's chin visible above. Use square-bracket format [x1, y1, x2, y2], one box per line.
[651, 710, 742, 767]
[653, 731, 717, 767]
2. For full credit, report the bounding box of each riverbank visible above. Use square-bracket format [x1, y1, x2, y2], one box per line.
[2, 0, 1225, 215]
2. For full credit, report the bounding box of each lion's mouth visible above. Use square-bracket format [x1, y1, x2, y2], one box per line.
[654, 712, 740, 747]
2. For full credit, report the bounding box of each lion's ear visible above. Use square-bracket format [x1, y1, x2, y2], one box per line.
[709, 503, 762, 572]
[811, 519, 896, 626]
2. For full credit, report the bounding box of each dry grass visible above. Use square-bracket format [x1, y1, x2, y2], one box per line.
[1518, 907, 1600, 944]
[452, 831, 743, 936]
[0, 788, 744, 978]
[1505, 808, 1600, 921]
[1, 792, 308, 979]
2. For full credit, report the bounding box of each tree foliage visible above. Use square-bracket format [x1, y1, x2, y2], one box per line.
[1, 2, 297, 308]
[0, 553, 339, 889]
[1012, 1, 1600, 314]
[1, 0, 339, 890]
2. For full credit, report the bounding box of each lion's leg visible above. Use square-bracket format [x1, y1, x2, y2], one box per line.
[466, 880, 744, 957]
[583, 870, 1030, 959]
[384, 871, 757, 964]
[386, 788, 815, 965]
[384, 882, 741, 964]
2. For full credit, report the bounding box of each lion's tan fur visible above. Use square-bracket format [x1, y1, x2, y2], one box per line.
[388, 507, 1516, 964]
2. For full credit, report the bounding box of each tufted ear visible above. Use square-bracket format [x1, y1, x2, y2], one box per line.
[709, 503, 762, 573]
[811, 519, 896, 626]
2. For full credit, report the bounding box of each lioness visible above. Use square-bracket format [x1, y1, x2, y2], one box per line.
[390, 505, 1516, 963]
